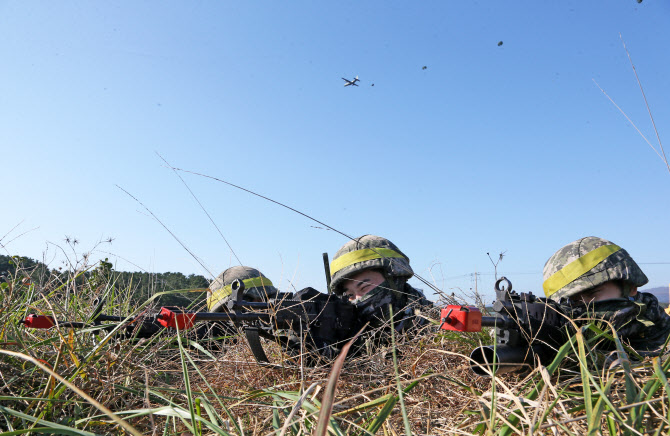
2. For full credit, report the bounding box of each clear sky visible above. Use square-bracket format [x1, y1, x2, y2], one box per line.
[1, 1, 669, 303]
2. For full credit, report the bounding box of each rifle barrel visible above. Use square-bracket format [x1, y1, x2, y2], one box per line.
[94, 315, 127, 322]
[480, 316, 516, 328]
[192, 312, 272, 322]
[157, 307, 285, 329]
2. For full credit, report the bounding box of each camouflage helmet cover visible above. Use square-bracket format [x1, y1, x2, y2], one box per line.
[207, 266, 277, 312]
[329, 235, 413, 295]
[543, 236, 648, 301]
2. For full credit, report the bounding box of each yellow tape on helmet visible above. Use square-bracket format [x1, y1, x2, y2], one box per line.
[207, 276, 274, 309]
[543, 244, 621, 297]
[330, 248, 406, 276]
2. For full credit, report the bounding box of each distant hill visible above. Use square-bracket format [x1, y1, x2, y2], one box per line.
[641, 286, 669, 304]
[0, 254, 208, 306]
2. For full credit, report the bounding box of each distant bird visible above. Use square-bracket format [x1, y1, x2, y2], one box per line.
[497, 41, 503, 46]
[422, 66, 427, 70]
[637, 0, 642, 3]
[371, 83, 374, 86]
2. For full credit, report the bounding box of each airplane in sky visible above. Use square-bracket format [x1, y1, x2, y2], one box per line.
[342, 76, 360, 87]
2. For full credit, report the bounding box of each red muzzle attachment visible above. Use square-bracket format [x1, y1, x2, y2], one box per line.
[440, 306, 483, 332]
[22, 315, 56, 329]
[157, 307, 196, 330]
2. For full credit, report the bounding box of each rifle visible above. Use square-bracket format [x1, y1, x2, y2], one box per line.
[156, 279, 360, 363]
[21, 297, 164, 339]
[440, 277, 567, 375]
[21, 279, 361, 365]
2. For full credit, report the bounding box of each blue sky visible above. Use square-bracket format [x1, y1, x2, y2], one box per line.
[1, 1, 669, 302]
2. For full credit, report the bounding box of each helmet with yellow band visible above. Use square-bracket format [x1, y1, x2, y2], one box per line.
[542, 236, 648, 302]
[329, 235, 413, 295]
[208, 266, 278, 312]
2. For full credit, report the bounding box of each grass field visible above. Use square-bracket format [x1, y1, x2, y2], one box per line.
[1, 257, 669, 435]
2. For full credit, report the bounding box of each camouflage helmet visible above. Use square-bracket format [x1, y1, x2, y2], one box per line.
[329, 235, 413, 295]
[207, 266, 277, 312]
[543, 236, 648, 302]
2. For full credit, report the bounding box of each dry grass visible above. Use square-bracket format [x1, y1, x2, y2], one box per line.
[2, 259, 670, 435]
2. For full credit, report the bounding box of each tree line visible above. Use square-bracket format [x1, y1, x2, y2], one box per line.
[0, 255, 209, 306]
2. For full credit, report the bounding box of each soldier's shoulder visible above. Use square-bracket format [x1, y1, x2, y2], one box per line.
[405, 284, 434, 307]
[637, 291, 666, 312]
[293, 287, 329, 302]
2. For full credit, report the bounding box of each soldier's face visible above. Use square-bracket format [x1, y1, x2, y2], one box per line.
[342, 270, 385, 302]
[571, 281, 627, 304]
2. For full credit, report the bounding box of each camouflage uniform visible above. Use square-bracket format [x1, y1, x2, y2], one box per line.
[543, 236, 670, 356]
[330, 235, 433, 349]
[563, 291, 670, 356]
[282, 287, 359, 364]
[351, 281, 433, 332]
